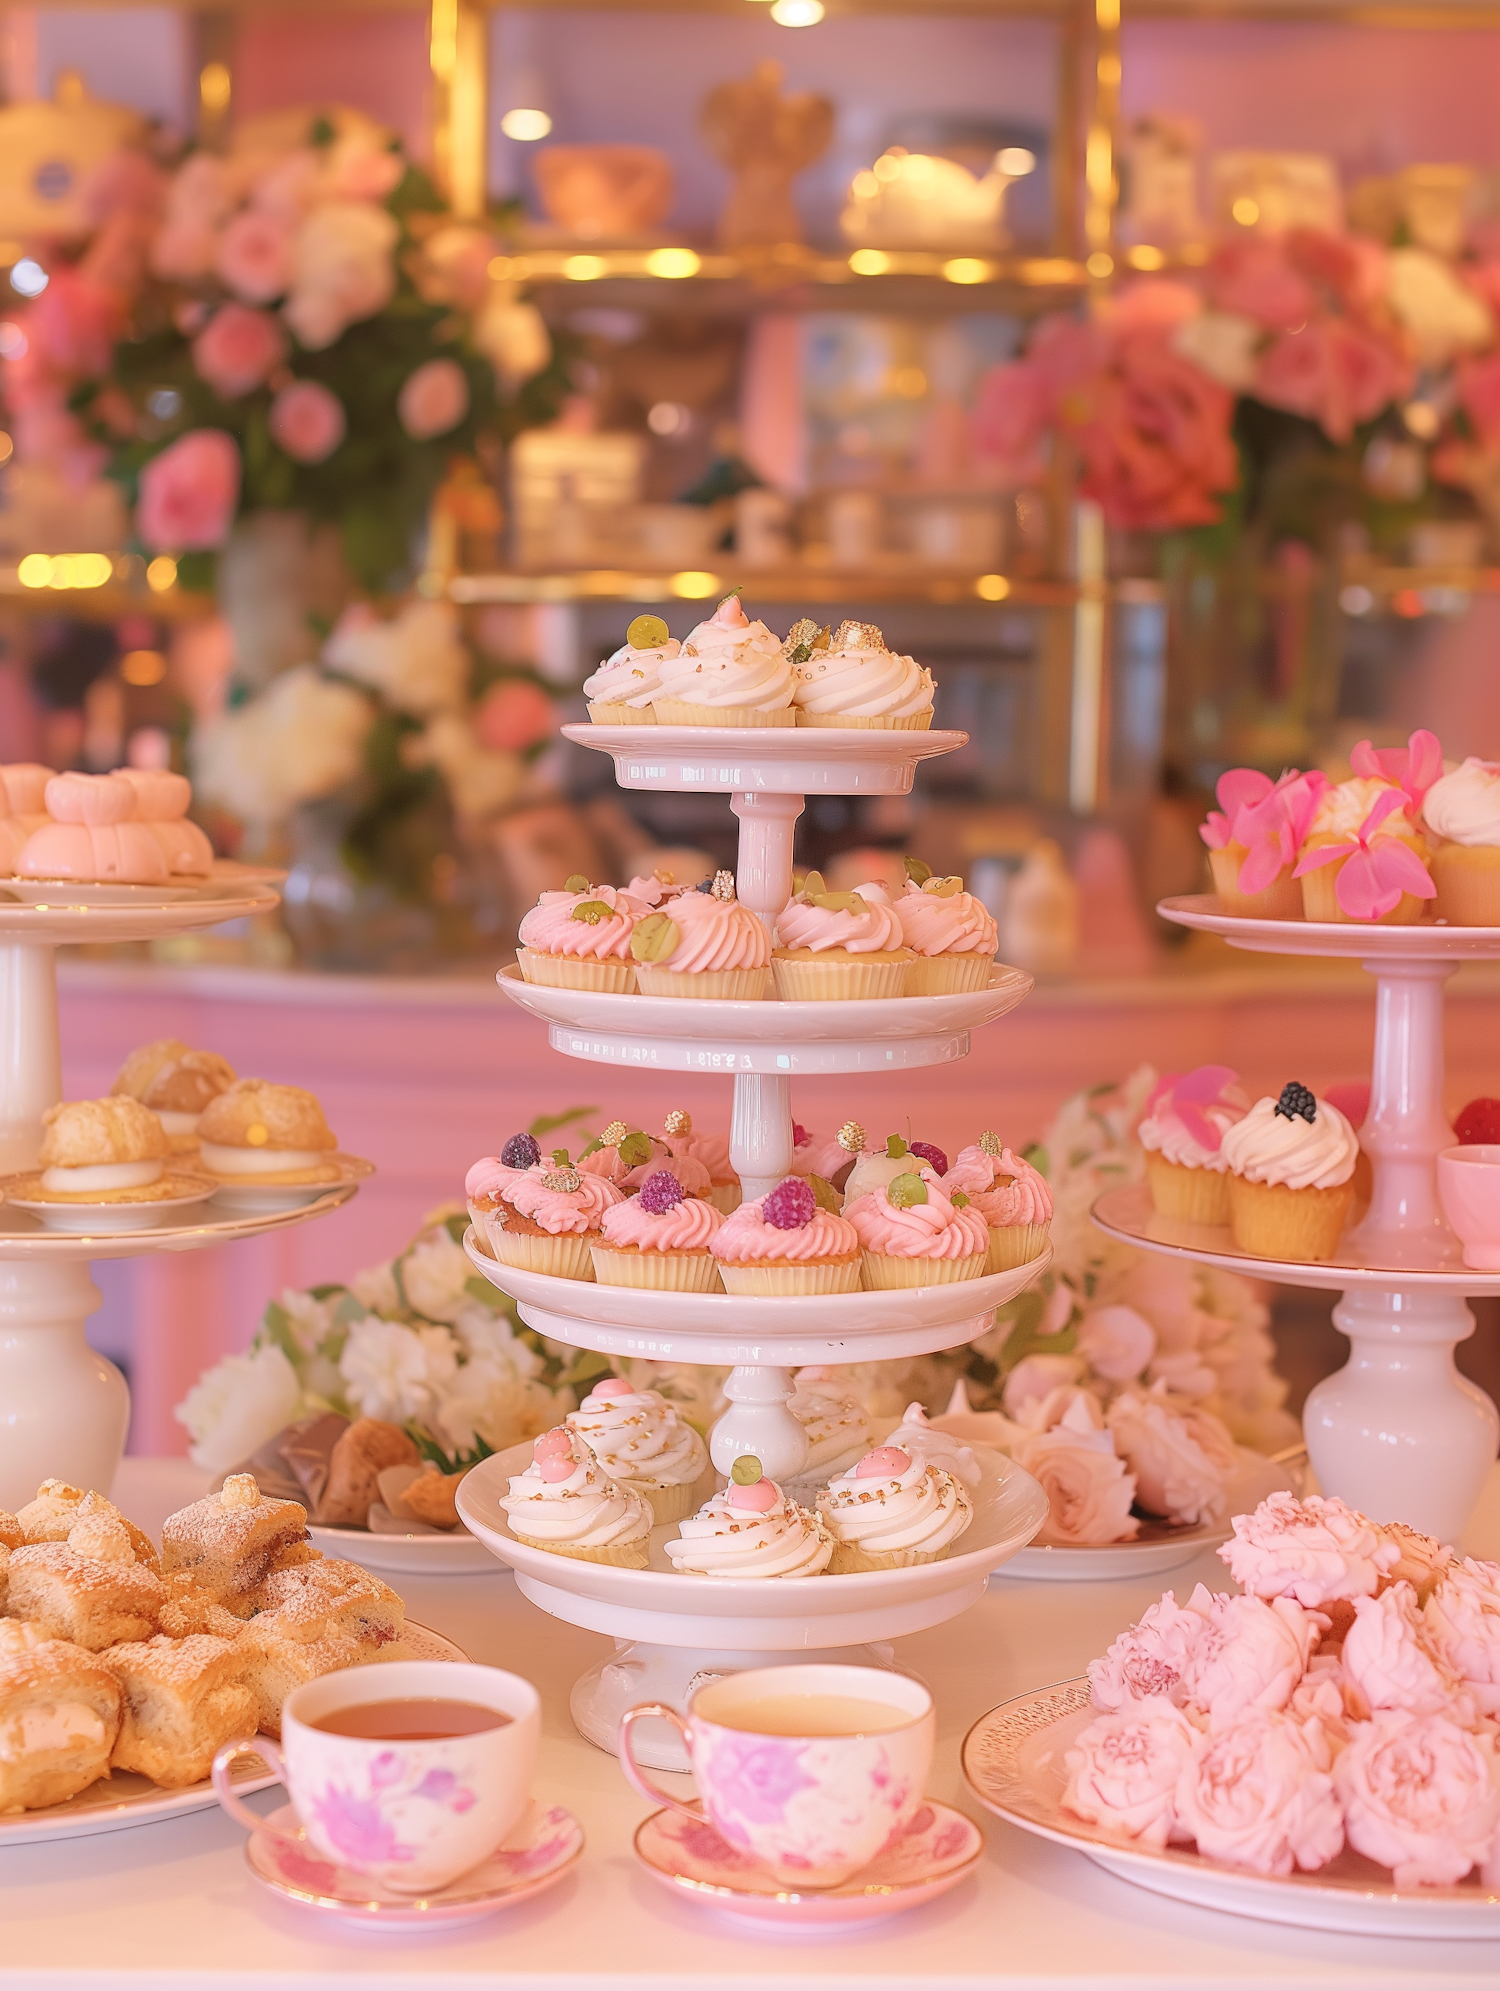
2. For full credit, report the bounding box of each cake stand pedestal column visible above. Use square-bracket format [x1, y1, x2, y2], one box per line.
[0, 940, 60, 1172]
[1348, 956, 1459, 1268]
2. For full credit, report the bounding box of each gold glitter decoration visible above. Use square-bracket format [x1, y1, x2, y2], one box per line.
[601, 1120, 628, 1147]
[542, 1168, 581, 1194]
[831, 619, 887, 652]
[837, 1120, 865, 1153]
[978, 1130, 1002, 1156]
[711, 869, 735, 901]
[664, 1110, 692, 1136]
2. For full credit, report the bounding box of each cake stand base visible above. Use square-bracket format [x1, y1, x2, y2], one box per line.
[0, 1259, 127, 1509]
[571, 1639, 903, 1770]
[1304, 1286, 1500, 1543]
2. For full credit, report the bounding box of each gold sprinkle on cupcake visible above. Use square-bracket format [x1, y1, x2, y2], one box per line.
[664, 1109, 692, 1136]
[601, 1120, 628, 1147]
[979, 1130, 1002, 1156]
[837, 1120, 865, 1153]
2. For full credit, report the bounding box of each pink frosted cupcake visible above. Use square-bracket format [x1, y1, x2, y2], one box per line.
[629, 872, 770, 1000]
[891, 868, 999, 995]
[711, 1176, 861, 1294]
[577, 1119, 712, 1198]
[591, 1169, 725, 1291]
[771, 872, 914, 1000]
[943, 1132, 1053, 1271]
[846, 1170, 990, 1289]
[516, 879, 638, 993]
[660, 1108, 741, 1213]
[469, 1146, 624, 1281]
[1138, 1066, 1249, 1225]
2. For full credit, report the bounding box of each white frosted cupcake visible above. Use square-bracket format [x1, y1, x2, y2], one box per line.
[816, 1445, 973, 1573]
[784, 1366, 872, 1497]
[652, 595, 795, 727]
[499, 1431, 653, 1568]
[664, 1468, 833, 1578]
[1424, 757, 1500, 925]
[583, 615, 680, 724]
[1220, 1081, 1358, 1263]
[565, 1376, 712, 1524]
[1136, 1067, 1248, 1225]
[787, 618, 934, 730]
[838, 1128, 934, 1208]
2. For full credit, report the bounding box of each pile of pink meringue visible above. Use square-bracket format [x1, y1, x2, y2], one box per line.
[1064, 1491, 1500, 1887]
[0, 766, 213, 885]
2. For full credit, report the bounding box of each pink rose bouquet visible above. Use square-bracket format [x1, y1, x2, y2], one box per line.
[1174, 1709, 1343, 1876]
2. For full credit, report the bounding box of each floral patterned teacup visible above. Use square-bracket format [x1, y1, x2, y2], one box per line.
[212, 1661, 540, 1895]
[619, 1663, 934, 1888]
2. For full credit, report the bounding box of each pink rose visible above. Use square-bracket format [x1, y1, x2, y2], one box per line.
[216, 207, 293, 305]
[135, 428, 240, 551]
[1072, 331, 1239, 532]
[1017, 1400, 1138, 1547]
[1104, 1391, 1237, 1526]
[1107, 278, 1201, 334]
[24, 265, 120, 378]
[1076, 1303, 1155, 1383]
[1254, 317, 1411, 445]
[1341, 1583, 1462, 1718]
[1219, 1492, 1398, 1608]
[1424, 1559, 1500, 1714]
[192, 304, 287, 399]
[972, 357, 1054, 469]
[1334, 1710, 1500, 1887]
[1288, 1656, 1355, 1746]
[475, 679, 556, 753]
[397, 357, 470, 441]
[1062, 1698, 1202, 1850]
[1002, 1353, 1085, 1421]
[1184, 1589, 1324, 1731]
[1207, 239, 1313, 331]
[1089, 1589, 1213, 1712]
[1175, 1710, 1343, 1876]
[269, 380, 346, 465]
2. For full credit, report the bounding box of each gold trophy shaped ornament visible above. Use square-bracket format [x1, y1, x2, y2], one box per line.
[699, 61, 834, 250]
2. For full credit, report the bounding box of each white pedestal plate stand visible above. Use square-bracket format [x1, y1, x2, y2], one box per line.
[458, 725, 1052, 1767]
[0, 877, 366, 1512]
[1093, 896, 1500, 1544]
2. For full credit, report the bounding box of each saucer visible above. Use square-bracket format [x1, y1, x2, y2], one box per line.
[1, 1169, 218, 1232]
[245, 1799, 583, 1929]
[207, 1154, 375, 1214]
[632, 1798, 983, 1926]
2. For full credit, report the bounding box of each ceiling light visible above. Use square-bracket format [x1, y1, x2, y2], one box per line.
[771, 0, 824, 24]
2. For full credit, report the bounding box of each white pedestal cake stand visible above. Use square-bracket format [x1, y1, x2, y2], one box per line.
[458, 723, 1051, 1768]
[0, 873, 366, 1511]
[1093, 894, 1500, 1544]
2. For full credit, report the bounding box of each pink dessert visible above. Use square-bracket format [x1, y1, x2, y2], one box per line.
[591, 1169, 725, 1292]
[629, 878, 770, 1000]
[890, 875, 999, 994]
[19, 769, 214, 884]
[1199, 767, 1328, 918]
[710, 1177, 861, 1294]
[942, 1134, 1053, 1271]
[846, 1172, 990, 1289]
[771, 878, 912, 999]
[516, 882, 639, 993]
[472, 1145, 624, 1282]
[0, 761, 55, 875]
[576, 1123, 712, 1197]
[1219, 1491, 1398, 1610]
[659, 1109, 740, 1212]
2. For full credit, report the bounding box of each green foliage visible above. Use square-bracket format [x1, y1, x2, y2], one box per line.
[529, 1105, 598, 1139]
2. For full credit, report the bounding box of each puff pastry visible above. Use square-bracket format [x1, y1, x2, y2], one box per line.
[0, 1621, 121, 1814]
[104, 1633, 257, 1788]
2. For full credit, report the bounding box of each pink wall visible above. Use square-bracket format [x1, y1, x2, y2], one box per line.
[232, 11, 431, 162]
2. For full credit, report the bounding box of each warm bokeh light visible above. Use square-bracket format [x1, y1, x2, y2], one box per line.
[849, 249, 891, 275]
[145, 556, 179, 593]
[645, 247, 701, 279]
[770, 0, 824, 23]
[943, 258, 990, 285]
[976, 575, 1011, 601]
[121, 649, 168, 687]
[670, 571, 720, 598]
[562, 255, 608, 282]
[18, 553, 112, 590]
[500, 108, 552, 141]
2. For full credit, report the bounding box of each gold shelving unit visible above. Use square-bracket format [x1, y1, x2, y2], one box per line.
[447, 568, 1084, 607]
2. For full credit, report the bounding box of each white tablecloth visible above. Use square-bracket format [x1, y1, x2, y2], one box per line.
[5, 1458, 1500, 1989]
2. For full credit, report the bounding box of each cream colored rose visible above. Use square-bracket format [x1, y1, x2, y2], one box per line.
[1017, 1398, 1139, 1546]
[323, 599, 469, 718]
[192, 666, 374, 826]
[173, 1341, 301, 1474]
[1106, 1390, 1237, 1526]
[1386, 247, 1494, 367]
[283, 201, 399, 349]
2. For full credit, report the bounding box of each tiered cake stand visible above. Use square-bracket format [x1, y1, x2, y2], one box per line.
[0, 873, 366, 1513]
[459, 724, 1051, 1767]
[1093, 895, 1500, 1545]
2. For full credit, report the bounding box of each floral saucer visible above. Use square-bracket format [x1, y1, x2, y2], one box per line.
[632, 1798, 984, 1927]
[245, 1798, 583, 1929]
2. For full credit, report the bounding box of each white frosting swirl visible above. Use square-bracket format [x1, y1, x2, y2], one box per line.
[1137, 1094, 1248, 1173]
[787, 1366, 872, 1474]
[657, 610, 794, 712]
[500, 1452, 652, 1551]
[583, 638, 680, 709]
[1310, 777, 1419, 843]
[664, 1485, 833, 1577]
[1220, 1093, 1358, 1191]
[792, 642, 934, 720]
[817, 1451, 973, 1556]
[1423, 759, 1500, 849]
[886, 1403, 981, 1488]
[566, 1382, 708, 1490]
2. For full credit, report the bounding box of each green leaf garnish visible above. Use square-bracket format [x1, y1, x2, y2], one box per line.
[885, 1134, 910, 1159]
[807, 1173, 841, 1213]
[630, 912, 680, 962]
[571, 899, 614, 924]
[887, 1172, 928, 1208]
[564, 874, 590, 894]
[617, 1130, 655, 1167]
[904, 855, 933, 885]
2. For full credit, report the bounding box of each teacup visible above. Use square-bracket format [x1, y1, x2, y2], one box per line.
[212, 1661, 540, 1895]
[618, 1663, 934, 1887]
[1438, 1144, 1500, 1268]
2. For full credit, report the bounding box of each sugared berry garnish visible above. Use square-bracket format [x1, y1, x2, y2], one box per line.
[1455, 1098, 1500, 1145]
[1274, 1082, 1317, 1123]
[792, 1122, 809, 1149]
[909, 1141, 948, 1175]
[638, 1170, 685, 1213]
[501, 1132, 541, 1169]
[887, 1172, 929, 1208]
[763, 1177, 816, 1230]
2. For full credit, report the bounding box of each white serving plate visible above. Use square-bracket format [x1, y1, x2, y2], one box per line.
[207, 1154, 375, 1215]
[563, 722, 969, 798]
[963, 1681, 1500, 1939]
[0, 1622, 465, 1847]
[0, 874, 279, 941]
[307, 1521, 500, 1577]
[0, 1180, 360, 1259]
[457, 1440, 1047, 1650]
[1, 1172, 218, 1234]
[1157, 893, 1500, 962]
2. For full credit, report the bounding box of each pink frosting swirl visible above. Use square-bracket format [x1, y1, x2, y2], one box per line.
[465, 1155, 525, 1205]
[943, 1143, 1053, 1228]
[503, 1165, 624, 1235]
[577, 1136, 668, 1186]
[846, 1178, 990, 1261]
[518, 884, 635, 962]
[893, 880, 998, 959]
[790, 1129, 851, 1179]
[710, 1196, 859, 1264]
[655, 891, 769, 973]
[600, 1191, 724, 1252]
[773, 891, 906, 955]
[661, 1122, 736, 1185]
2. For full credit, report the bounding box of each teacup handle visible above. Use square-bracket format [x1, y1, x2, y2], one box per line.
[211, 1736, 288, 1839]
[618, 1703, 700, 1822]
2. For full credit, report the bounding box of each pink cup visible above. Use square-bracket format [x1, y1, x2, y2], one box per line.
[1438, 1145, 1500, 1269]
[618, 1663, 934, 1888]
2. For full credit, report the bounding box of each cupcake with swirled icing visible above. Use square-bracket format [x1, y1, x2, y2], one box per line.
[576, 1119, 712, 1199]
[1220, 1081, 1358, 1263]
[786, 1367, 872, 1481]
[770, 869, 914, 1000]
[472, 1144, 624, 1281]
[816, 1445, 973, 1573]
[710, 1176, 861, 1295]
[565, 1376, 712, 1523]
[1297, 775, 1431, 926]
[659, 1108, 741, 1213]
[590, 1169, 725, 1291]
[499, 1432, 652, 1568]
[516, 879, 638, 994]
[887, 1404, 982, 1489]
[583, 615, 680, 725]
[664, 1470, 833, 1578]
[789, 1122, 857, 1189]
[890, 862, 999, 994]
[787, 618, 935, 731]
[943, 1132, 1053, 1271]
[629, 871, 770, 1000]
[1424, 759, 1500, 926]
[1136, 1067, 1249, 1226]
[652, 595, 795, 728]
[846, 1170, 990, 1289]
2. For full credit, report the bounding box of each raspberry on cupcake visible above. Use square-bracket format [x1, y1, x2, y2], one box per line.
[590, 1169, 725, 1291]
[710, 1175, 861, 1294]
[468, 1140, 624, 1281]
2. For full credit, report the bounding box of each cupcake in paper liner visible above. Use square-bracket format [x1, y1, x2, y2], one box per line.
[787, 618, 934, 731]
[659, 1108, 741, 1213]
[499, 1431, 653, 1568]
[652, 595, 796, 727]
[771, 871, 913, 1000]
[1220, 1082, 1358, 1263]
[583, 615, 679, 724]
[846, 1167, 990, 1289]
[1136, 1069, 1248, 1227]
[1424, 756, 1500, 926]
[784, 1366, 872, 1492]
[565, 1376, 712, 1524]
[467, 1141, 623, 1281]
[590, 1169, 725, 1291]
[516, 879, 639, 993]
[664, 1467, 833, 1578]
[890, 861, 999, 994]
[629, 872, 770, 1000]
[944, 1131, 1054, 1269]
[710, 1176, 861, 1295]
[816, 1445, 973, 1573]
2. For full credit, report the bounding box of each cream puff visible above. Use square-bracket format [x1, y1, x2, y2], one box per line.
[195, 1079, 340, 1187]
[26, 1097, 193, 1205]
[111, 1039, 237, 1155]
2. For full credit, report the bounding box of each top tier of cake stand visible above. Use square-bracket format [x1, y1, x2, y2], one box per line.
[562, 723, 969, 797]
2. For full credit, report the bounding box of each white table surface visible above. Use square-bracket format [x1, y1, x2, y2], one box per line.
[6, 1459, 1500, 1991]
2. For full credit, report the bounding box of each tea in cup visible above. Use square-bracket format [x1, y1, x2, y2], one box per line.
[212, 1661, 540, 1894]
[619, 1663, 933, 1887]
